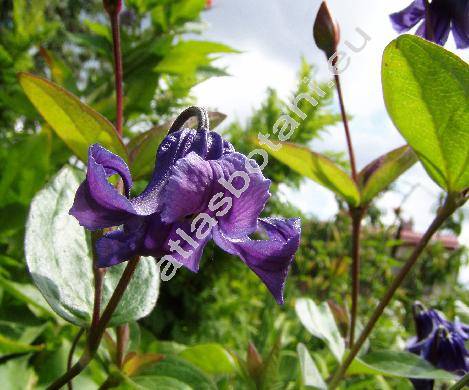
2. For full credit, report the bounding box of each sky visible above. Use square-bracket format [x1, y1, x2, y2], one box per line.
[191, 0, 469, 283]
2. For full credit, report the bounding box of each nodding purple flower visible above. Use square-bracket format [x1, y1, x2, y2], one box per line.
[407, 302, 469, 389]
[70, 107, 301, 304]
[390, 0, 469, 49]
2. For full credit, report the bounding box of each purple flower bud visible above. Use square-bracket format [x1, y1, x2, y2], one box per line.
[313, 1, 340, 58]
[103, 0, 122, 15]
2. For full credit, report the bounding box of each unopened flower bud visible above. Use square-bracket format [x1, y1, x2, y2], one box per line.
[103, 0, 122, 15]
[313, 1, 340, 58]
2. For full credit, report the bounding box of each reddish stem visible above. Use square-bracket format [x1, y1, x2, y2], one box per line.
[110, 12, 124, 137]
[334, 74, 358, 183]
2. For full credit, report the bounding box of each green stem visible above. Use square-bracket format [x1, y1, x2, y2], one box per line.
[329, 194, 462, 389]
[450, 372, 469, 390]
[47, 257, 140, 390]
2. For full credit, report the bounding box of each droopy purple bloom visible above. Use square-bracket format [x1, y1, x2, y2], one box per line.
[70, 107, 301, 304]
[390, 0, 469, 49]
[406, 302, 469, 389]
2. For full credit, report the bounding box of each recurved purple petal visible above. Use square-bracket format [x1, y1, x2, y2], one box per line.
[390, 0, 425, 33]
[213, 217, 301, 304]
[452, 0, 469, 49]
[159, 152, 216, 223]
[70, 144, 136, 230]
[162, 220, 212, 272]
[215, 153, 271, 239]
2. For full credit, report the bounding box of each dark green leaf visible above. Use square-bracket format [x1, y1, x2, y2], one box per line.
[382, 35, 469, 192]
[25, 167, 159, 327]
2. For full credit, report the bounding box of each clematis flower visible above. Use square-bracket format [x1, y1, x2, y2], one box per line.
[390, 0, 469, 49]
[406, 302, 469, 389]
[70, 106, 301, 304]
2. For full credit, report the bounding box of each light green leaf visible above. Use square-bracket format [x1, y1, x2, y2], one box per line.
[257, 141, 360, 206]
[0, 355, 37, 390]
[295, 298, 345, 362]
[348, 350, 456, 380]
[136, 356, 217, 390]
[382, 35, 469, 192]
[25, 167, 159, 327]
[179, 343, 236, 376]
[18, 73, 127, 162]
[0, 334, 44, 356]
[297, 343, 327, 389]
[120, 375, 191, 390]
[358, 145, 417, 204]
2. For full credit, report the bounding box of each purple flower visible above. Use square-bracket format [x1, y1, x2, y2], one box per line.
[406, 302, 469, 389]
[390, 0, 469, 49]
[70, 107, 301, 304]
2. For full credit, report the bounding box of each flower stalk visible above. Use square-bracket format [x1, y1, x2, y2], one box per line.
[48, 257, 140, 390]
[349, 207, 363, 348]
[450, 372, 469, 390]
[329, 194, 464, 388]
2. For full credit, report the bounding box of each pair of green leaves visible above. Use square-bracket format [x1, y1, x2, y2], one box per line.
[24, 167, 160, 327]
[257, 141, 416, 207]
[258, 35, 468, 206]
[295, 298, 456, 389]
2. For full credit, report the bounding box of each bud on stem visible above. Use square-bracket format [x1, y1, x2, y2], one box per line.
[313, 1, 340, 58]
[103, 0, 122, 16]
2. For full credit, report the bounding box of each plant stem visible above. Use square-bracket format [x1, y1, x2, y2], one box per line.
[329, 195, 461, 389]
[334, 74, 357, 183]
[47, 257, 140, 390]
[348, 208, 363, 348]
[116, 324, 129, 368]
[450, 372, 469, 390]
[66, 328, 85, 390]
[91, 232, 105, 330]
[110, 11, 123, 137]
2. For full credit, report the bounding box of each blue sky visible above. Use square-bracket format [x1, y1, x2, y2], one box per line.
[191, 0, 469, 283]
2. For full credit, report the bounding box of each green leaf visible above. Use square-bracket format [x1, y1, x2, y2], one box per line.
[358, 145, 417, 204]
[382, 35, 469, 192]
[0, 334, 44, 356]
[120, 375, 192, 390]
[256, 141, 360, 206]
[297, 343, 327, 389]
[25, 167, 159, 327]
[295, 298, 345, 362]
[259, 338, 281, 390]
[18, 73, 127, 163]
[348, 350, 456, 380]
[179, 343, 236, 376]
[137, 356, 217, 390]
[129, 125, 168, 179]
[155, 40, 237, 75]
[0, 355, 37, 390]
